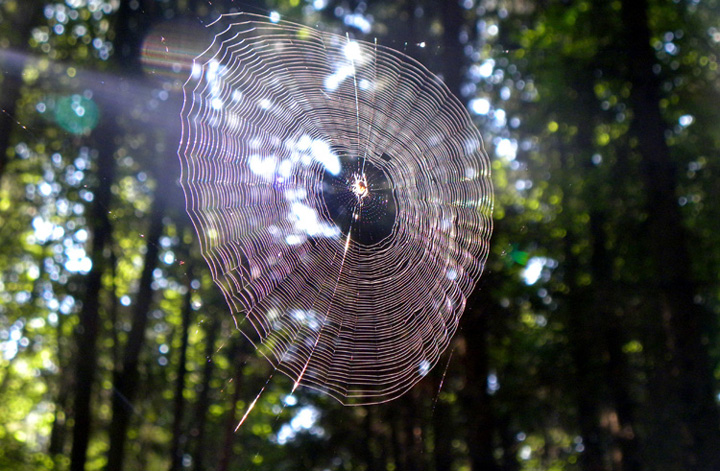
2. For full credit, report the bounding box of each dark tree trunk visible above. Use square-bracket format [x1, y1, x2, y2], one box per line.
[440, 0, 466, 102]
[49, 290, 72, 460]
[562, 60, 645, 471]
[390, 405, 408, 471]
[190, 316, 219, 471]
[105, 196, 165, 471]
[101, 1, 162, 466]
[71, 0, 153, 466]
[403, 392, 426, 471]
[604, 322, 642, 471]
[590, 211, 642, 471]
[432, 369, 453, 471]
[49, 396, 68, 457]
[563, 234, 608, 471]
[620, 1, 720, 469]
[0, 2, 43, 181]
[440, 2, 499, 469]
[108, 247, 121, 368]
[363, 407, 381, 471]
[49, 242, 73, 461]
[49, 377, 70, 457]
[497, 414, 520, 471]
[168, 263, 193, 471]
[376, 407, 393, 471]
[113, 0, 155, 76]
[0, 56, 25, 180]
[70, 118, 116, 471]
[461, 308, 499, 471]
[562, 71, 612, 471]
[217, 343, 244, 471]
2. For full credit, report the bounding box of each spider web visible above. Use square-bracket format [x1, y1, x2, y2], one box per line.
[179, 13, 493, 405]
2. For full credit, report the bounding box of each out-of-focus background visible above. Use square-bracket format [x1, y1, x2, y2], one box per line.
[2, 0, 720, 470]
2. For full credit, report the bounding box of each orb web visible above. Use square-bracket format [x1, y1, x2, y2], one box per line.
[179, 13, 493, 405]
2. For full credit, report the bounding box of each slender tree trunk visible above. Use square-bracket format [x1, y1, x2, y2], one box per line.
[49, 395, 69, 455]
[49, 379, 70, 457]
[217, 343, 243, 471]
[560, 72, 611, 471]
[190, 317, 219, 471]
[497, 414, 520, 471]
[403, 397, 417, 471]
[0, 2, 43, 181]
[70, 119, 116, 471]
[590, 211, 642, 471]
[620, 1, 720, 469]
[109, 247, 121, 368]
[461, 307, 499, 471]
[169, 263, 194, 471]
[604, 322, 642, 471]
[564, 61, 644, 471]
[49, 244, 73, 460]
[403, 392, 426, 471]
[0, 55, 25, 180]
[432, 370, 453, 471]
[100, 0, 164, 462]
[105, 195, 165, 471]
[563, 236, 607, 471]
[363, 406, 381, 471]
[71, 0, 153, 466]
[391, 405, 408, 471]
[440, 2, 499, 469]
[440, 0, 466, 102]
[377, 408, 393, 471]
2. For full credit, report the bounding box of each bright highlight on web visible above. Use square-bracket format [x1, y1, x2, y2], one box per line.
[178, 13, 493, 407]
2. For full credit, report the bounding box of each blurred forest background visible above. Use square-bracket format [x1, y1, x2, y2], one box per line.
[2, 0, 720, 470]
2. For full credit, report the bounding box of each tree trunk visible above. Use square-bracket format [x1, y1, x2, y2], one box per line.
[563, 59, 644, 471]
[105, 195, 165, 471]
[49, 387, 69, 457]
[403, 392, 426, 471]
[561, 71, 612, 471]
[604, 321, 642, 471]
[590, 211, 642, 471]
[217, 343, 244, 471]
[168, 263, 193, 471]
[440, 0, 466, 102]
[390, 405, 408, 471]
[0, 1, 43, 181]
[101, 1, 162, 465]
[70, 118, 116, 471]
[620, 1, 720, 470]
[563, 233, 608, 471]
[432, 368, 453, 471]
[497, 414, 520, 471]
[461, 307, 499, 471]
[363, 406, 381, 471]
[440, 2, 499, 469]
[190, 317, 219, 471]
[71, 0, 154, 467]
[50, 281, 74, 460]
[49, 374, 70, 458]
[376, 407, 393, 471]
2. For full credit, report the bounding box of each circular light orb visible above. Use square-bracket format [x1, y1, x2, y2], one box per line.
[54, 94, 99, 135]
[140, 19, 210, 89]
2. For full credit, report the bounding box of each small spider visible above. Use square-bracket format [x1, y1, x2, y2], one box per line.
[351, 173, 369, 200]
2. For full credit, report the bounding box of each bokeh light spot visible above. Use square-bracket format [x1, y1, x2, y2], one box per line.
[54, 94, 99, 135]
